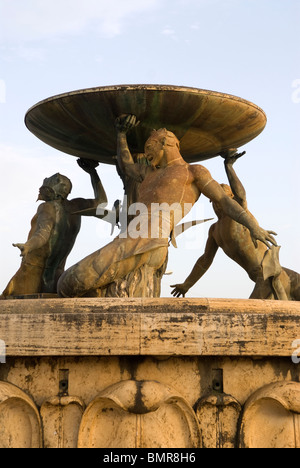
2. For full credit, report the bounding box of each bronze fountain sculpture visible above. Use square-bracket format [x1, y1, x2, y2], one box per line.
[1, 85, 300, 452]
[1, 159, 110, 298]
[171, 150, 300, 301]
[2, 84, 298, 300]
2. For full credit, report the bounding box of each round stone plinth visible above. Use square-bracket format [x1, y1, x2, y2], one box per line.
[1, 297, 300, 448]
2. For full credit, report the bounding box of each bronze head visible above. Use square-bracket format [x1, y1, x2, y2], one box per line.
[38, 173, 72, 201]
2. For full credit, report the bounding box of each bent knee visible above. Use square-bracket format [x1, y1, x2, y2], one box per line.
[57, 270, 83, 298]
[147, 246, 168, 269]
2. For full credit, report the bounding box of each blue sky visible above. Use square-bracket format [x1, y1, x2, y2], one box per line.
[0, 0, 299, 298]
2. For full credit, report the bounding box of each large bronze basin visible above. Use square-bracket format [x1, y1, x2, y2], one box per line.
[25, 84, 267, 164]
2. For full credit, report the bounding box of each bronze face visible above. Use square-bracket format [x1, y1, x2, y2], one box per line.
[41, 174, 72, 200]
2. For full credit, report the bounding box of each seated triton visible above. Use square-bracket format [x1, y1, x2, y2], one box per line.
[1, 159, 112, 298]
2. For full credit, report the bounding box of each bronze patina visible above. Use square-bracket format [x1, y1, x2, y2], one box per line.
[25, 84, 267, 164]
[4, 84, 290, 300]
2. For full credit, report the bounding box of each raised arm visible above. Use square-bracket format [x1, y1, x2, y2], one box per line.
[115, 115, 147, 183]
[171, 226, 219, 297]
[115, 115, 137, 169]
[220, 149, 247, 208]
[192, 164, 277, 249]
[70, 159, 108, 215]
[77, 159, 108, 206]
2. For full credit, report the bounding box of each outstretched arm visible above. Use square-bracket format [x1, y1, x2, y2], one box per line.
[192, 165, 277, 249]
[220, 149, 247, 208]
[171, 227, 219, 297]
[13, 204, 55, 258]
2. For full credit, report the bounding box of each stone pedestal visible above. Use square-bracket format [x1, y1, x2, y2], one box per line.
[0, 297, 299, 448]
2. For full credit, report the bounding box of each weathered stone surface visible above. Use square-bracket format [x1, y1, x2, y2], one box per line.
[0, 382, 42, 448]
[239, 382, 300, 448]
[78, 380, 201, 448]
[41, 396, 85, 448]
[0, 298, 299, 448]
[0, 298, 299, 357]
[195, 392, 241, 448]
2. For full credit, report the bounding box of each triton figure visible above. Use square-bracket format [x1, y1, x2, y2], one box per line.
[57, 115, 277, 298]
[171, 151, 300, 300]
[2, 159, 108, 298]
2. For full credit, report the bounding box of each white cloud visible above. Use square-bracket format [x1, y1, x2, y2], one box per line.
[0, 0, 160, 42]
[162, 26, 175, 36]
[161, 25, 178, 41]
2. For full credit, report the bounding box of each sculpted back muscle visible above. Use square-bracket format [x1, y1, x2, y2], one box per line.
[138, 164, 198, 207]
